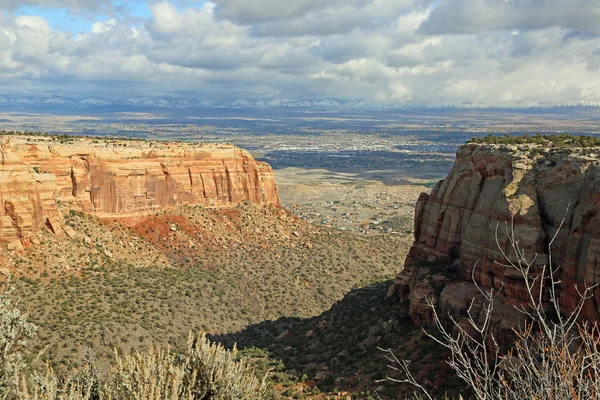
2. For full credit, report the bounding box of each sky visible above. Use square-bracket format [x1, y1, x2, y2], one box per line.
[1, 0, 600, 106]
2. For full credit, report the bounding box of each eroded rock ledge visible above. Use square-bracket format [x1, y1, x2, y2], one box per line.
[0, 135, 279, 245]
[390, 143, 600, 333]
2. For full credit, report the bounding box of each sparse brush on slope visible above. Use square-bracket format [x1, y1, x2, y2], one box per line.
[11, 204, 403, 377]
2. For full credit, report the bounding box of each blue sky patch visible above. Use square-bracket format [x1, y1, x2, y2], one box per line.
[15, 1, 156, 34]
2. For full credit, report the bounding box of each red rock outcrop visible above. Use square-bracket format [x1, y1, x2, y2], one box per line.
[390, 143, 600, 328]
[0, 135, 279, 244]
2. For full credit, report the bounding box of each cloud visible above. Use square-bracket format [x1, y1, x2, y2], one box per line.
[0, 0, 599, 106]
[90, 18, 116, 33]
[419, 0, 600, 36]
[0, 0, 113, 13]
[310, 31, 393, 64]
[213, 0, 369, 24]
[216, 0, 430, 36]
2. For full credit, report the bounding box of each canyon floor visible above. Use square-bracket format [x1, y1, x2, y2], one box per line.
[3, 167, 458, 399]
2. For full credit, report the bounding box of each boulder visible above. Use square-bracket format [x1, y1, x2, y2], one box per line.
[7, 240, 23, 252]
[408, 279, 436, 326]
[63, 225, 78, 238]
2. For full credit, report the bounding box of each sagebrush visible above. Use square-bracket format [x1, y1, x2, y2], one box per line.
[0, 283, 36, 400]
[16, 331, 267, 400]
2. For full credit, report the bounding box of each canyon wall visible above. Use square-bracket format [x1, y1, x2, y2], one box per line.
[390, 143, 600, 330]
[0, 135, 279, 244]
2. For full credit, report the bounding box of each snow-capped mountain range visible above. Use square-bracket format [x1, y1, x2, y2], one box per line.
[0, 93, 599, 110]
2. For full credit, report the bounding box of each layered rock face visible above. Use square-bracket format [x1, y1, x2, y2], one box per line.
[390, 143, 600, 330]
[0, 135, 279, 244]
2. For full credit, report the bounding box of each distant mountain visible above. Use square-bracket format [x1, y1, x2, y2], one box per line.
[0, 93, 599, 111]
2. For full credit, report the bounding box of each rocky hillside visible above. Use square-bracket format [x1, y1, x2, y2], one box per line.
[5, 202, 411, 390]
[390, 141, 600, 336]
[0, 134, 278, 247]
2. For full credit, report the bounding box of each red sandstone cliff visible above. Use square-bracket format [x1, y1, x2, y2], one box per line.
[0, 135, 279, 245]
[390, 143, 600, 330]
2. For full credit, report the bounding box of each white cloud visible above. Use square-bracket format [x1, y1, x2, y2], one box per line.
[91, 18, 116, 33]
[0, 0, 598, 106]
[15, 15, 51, 31]
[147, 2, 182, 36]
